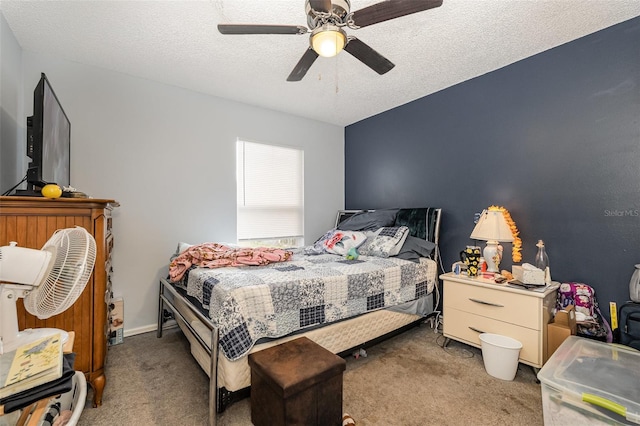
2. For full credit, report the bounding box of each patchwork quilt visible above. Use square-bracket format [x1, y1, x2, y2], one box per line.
[171, 250, 437, 361]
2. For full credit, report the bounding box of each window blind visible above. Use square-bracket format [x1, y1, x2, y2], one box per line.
[236, 140, 304, 241]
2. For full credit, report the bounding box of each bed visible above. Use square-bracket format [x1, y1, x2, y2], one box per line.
[157, 207, 441, 425]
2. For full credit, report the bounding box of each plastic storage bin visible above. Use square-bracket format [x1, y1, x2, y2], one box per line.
[537, 336, 640, 425]
[37, 371, 86, 426]
[57, 371, 87, 426]
[0, 371, 86, 426]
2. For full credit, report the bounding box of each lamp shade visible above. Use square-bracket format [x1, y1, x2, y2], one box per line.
[470, 210, 514, 242]
[311, 25, 346, 57]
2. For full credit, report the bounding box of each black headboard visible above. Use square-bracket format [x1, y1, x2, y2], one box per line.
[335, 210, 367, 228]
[336, 208, 441, 245]
[394, 208, 441, 245]
[336, 207, 441, 266]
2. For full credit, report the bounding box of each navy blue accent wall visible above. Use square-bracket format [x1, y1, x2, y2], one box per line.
[345, 17, 640, 320]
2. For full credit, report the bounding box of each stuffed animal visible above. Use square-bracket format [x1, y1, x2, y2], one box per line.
[346, 247, 359, 260]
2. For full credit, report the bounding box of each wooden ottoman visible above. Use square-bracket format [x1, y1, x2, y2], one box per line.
[248, 336, 347, 426]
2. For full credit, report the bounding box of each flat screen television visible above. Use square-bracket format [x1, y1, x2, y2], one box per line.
[18, 73, 70, 195]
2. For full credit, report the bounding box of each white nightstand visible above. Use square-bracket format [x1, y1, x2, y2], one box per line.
[440, 272, 558, 368]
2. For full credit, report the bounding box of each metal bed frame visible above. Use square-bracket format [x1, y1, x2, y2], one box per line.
[158, 280, 219, 425]
[157, 208, 441, 426]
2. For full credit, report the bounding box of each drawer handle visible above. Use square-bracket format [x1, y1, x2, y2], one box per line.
[469, 298, 504, 308]
[469, 326, 486, 334]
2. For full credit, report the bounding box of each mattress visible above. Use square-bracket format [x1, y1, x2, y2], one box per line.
[173, 251, 436, 361]
[171, 293, 431, 392]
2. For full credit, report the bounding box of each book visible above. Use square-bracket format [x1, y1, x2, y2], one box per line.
[0, 333, 63, 399]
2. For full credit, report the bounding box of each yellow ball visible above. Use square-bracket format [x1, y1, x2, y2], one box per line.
[41, 184, 62, 199]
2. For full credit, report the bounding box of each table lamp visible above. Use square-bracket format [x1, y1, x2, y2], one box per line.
[470, 209, 514, 273]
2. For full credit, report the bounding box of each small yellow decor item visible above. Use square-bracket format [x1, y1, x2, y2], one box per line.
[488, 205, 522, 263]
[41, 184, 62, 199]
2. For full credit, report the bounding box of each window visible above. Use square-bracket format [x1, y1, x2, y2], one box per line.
[236, 140, 304, 248]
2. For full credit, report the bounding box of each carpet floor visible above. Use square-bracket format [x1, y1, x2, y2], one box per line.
[77, 323, 543, 425]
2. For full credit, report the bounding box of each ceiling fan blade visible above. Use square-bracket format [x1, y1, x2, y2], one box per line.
[344, 37, 395, 75]
[218, 24, 308, 35]
[350, 0, 443, 28]
[287, 48, 320, 82]
[309, 0, 332, 13]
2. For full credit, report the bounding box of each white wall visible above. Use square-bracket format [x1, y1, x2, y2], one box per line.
[0, 11, 24, 192]
[19, 51, 345, 335]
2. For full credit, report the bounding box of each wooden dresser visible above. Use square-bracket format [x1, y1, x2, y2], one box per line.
[0, 196, 118, 407]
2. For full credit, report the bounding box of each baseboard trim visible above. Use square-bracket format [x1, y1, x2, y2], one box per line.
[123, 320, 177, 338]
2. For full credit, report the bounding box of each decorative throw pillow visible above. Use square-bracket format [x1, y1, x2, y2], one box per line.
[304, 229, 337, 255]
[360, 226, 409, 258]
[352, 230, 380, 255]
[323, 230, 368, 256]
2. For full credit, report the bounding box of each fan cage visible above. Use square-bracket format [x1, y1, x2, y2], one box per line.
[24, 227, 97, 319]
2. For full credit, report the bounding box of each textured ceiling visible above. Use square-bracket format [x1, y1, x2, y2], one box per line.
[1, 0, 639, 126]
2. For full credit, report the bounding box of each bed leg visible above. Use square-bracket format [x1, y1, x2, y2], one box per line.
[157, 280, 165, 338]
[217, 388, 230, 413]
[209, 327, 219, 426]
[216, 386, 249, 413]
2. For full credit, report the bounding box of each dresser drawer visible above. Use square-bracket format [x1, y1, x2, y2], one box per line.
[444, 308, 542, 367]
[444, 281, 540, 330]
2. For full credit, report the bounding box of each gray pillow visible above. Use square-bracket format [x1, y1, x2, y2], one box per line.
[394, 236, 436, 262]
[337, 209, 399, 231]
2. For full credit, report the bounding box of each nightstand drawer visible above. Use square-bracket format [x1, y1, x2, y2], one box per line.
[444, 308, 541, 366]
[444, 281, 540, 329]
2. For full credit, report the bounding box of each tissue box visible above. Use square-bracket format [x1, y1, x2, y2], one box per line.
[512, 265, 545, 284]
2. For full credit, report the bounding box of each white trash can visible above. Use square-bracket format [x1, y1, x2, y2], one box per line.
[479, 333, 522, 381]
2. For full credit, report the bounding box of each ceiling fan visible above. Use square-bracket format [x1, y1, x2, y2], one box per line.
[218, 0, 443, 82]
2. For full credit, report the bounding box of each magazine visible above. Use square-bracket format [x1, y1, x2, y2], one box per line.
[0, 333, 63, 399]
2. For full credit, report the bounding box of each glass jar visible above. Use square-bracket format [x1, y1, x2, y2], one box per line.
[535, 240, 549, 271]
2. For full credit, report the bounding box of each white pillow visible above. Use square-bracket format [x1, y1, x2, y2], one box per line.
[360, 226, 409, 258]
[323, 230, 368, 255]
[176, 242, 193, 255]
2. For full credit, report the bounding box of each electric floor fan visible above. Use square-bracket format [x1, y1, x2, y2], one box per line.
[0, 226, 96, 354]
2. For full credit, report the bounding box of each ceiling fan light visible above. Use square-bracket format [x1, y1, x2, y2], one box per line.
[311, 27, 346, 58]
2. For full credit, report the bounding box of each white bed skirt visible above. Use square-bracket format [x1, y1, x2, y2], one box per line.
[171, 294, 429, 392]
